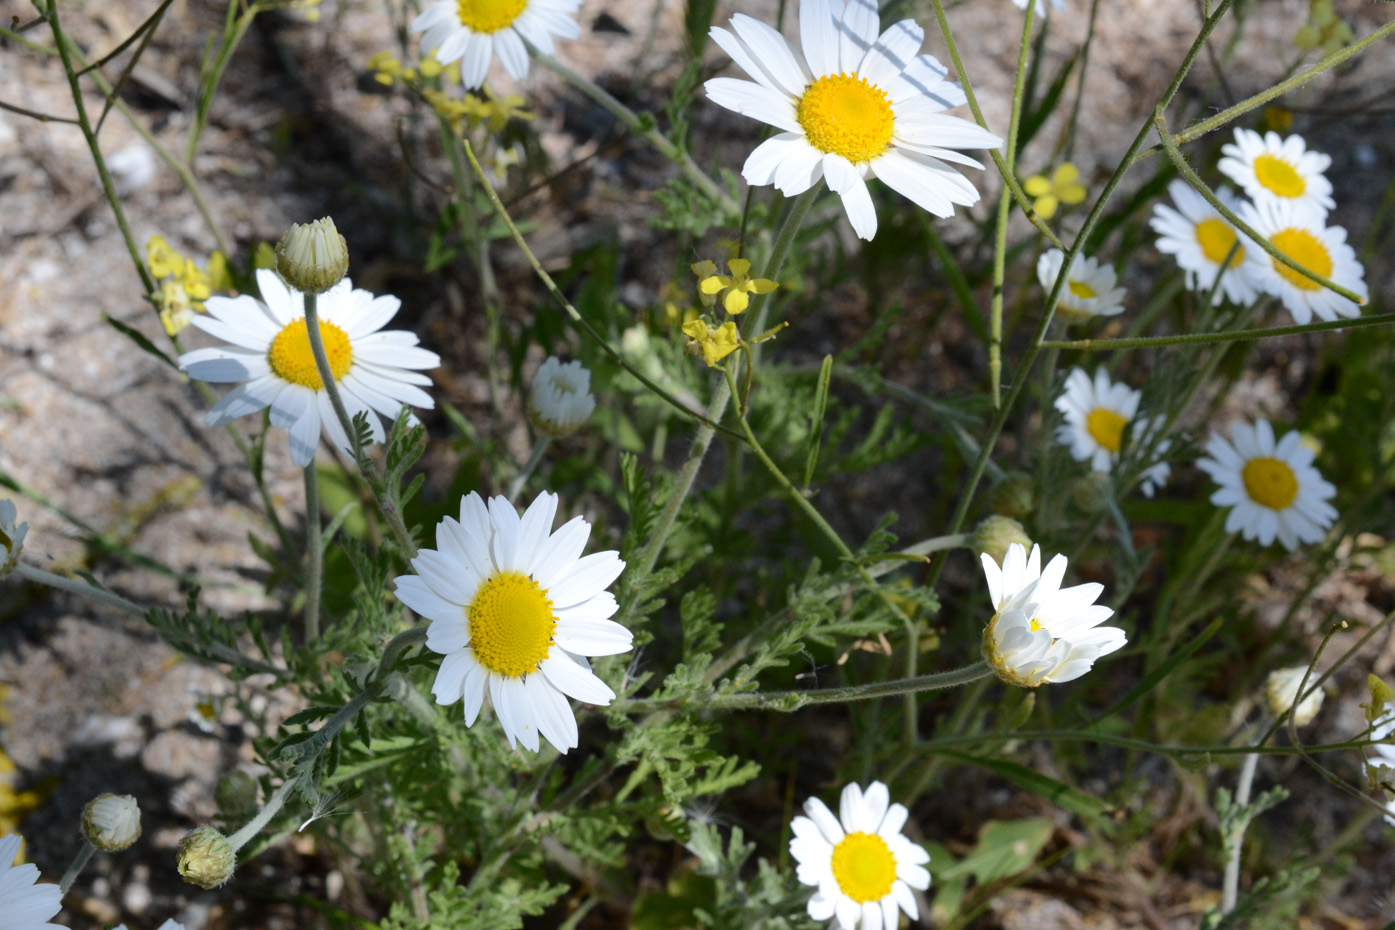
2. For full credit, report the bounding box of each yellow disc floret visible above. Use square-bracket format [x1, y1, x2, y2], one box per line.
[1195, 218, 1243, 266]
[1068, 279, 1098, 300]
[267, 318, 353, 390]
[467, 571, 557, 678]
[1253, 154, 1306, 199]
[1086, 408, 1127, 453]
[829, 831, 897, 903]
[796, 73, 895, 165]
[1242, 456, 1299, 510]
[456, 0, 527, 33]
[1269, 228, 1332, 292]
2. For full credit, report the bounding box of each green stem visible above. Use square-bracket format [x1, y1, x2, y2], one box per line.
[507, 436, 551, 500]
[303, 463, 323, 643]
[15, 562, 145, 615]
[1040, 310, 1395, 350]
[58, 840, 96, 896]
[226, 776, 299, 851]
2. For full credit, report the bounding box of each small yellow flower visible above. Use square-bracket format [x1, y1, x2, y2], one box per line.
[1263, 106, 1294, 133]
[159, 281, 199, 336]
[206, 251, 233, 291]
[481, 87, 533, 132]
[697, 258, 778, 315]
[682, 319, 740, 366]
[419, 54, 444, 79]
[181, 260, 211, 304]
[690, 260, 719, 308]
[1023, 162, 1087, 220]
[147, 235, 183, 279]
[368, 51, 404, 86]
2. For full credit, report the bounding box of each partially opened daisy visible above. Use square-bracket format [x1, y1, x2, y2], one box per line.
[178, 268, 440, 467]
[0, 499, 27, 576]
[1197, 418, 1336, 551]
[981, 543, 1126, 687]
[1150, 179, 1261, 306]
[1236, 198, 1366, 324]
[1036, 249, 1126, 322]
[0, 833, 64, 930]
[1054, 368, 1170, 497]
[528, 356, 596, 438]
[789, 780, 930, 930]
[393, 491, 631, 753]
[411, 0, 580, 89]
[704, 0, 1002, 240]
[1218, 128, 1334, 216]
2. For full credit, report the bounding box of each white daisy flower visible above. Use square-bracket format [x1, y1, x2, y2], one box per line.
[1054, 368, 1170, 497]
[393, 491, 631, 753]
[411, 0, 580, 90]
[1149, 179, 1261, 306]
[0, 833, 64, 930]
[178, 268, 440, 468]
[1218, 128, 1334, 215]
[0, 499, 28, 577]
[980, 543, 1126, 687]
[528, 356, 596, 438]
[1036, 248, 1126, 322]
[1263, 666, 1324, 727]
[1369, 708, 1395, 826]
[1236, 198, 1367, 325]
[789, 780, 930, 930]
[703, 0, 1002, 241]
[1197, 419, 1336, 551]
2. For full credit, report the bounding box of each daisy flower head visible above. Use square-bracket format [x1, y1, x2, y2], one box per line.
[704, 0, 1003, 241]
[1196, 418, 1336, 551]
[1036, 249, 1126, 322]
[1054, 368, 1171, 497]
[1236, 198, 1366, 324]
[1264, 666, 1324, 727]
[789, 781, 930, 930]
[411, 0, 580, 89]
[0, 833, 64, 930]
[1150, 179, 1261, 305]
[178, 268, 440, 468]
[981, 543, 1126, 687]
[393, 491, 631, 753]
[1218, 128, 1334, 215]
[528, 356, 596, 438]
[0, 499, 28, 576]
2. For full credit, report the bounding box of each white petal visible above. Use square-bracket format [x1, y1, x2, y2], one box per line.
[541, 653, 616, 704]
[704, 78, 802, 134]
[859, 19, 923, 88]
[838, 0, 879, 73]
[824, 154, 878, 240]
[800, 0, 842, 77]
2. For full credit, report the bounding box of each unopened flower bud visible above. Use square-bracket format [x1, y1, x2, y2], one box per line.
[989, 473, 1035, 520]
[275, 217, 349, 294]
[82, 793, 141, 851]
[527, 357, 596, 439]
[1070, 472, 1113, 513]
[177, 827, 235, 889]
[215, 772, 259, 819]
[0, 499, 28, 577]
[1265, 666, 1325, 727]
[973, 515, 1033, 567]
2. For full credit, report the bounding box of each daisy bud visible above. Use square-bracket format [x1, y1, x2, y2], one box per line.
[0, 499, 28, 577]
[215, 772, 260, 819]
[527, 357, 596, 439]
[177, 827, 236, 889]
[1070, 471, 1114, 513]
[989, 473, 1036, 521]
[1265, 667, 1325, 727]
[275, 217, 349, 294]
[973, 515, 1032, 567]
[81, 793, 141, 852]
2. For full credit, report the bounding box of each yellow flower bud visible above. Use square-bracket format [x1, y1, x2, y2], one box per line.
[177, 827, 236, 889]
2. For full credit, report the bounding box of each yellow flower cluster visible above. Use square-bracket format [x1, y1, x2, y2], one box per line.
[680, 258, 781, 367]
[147, 236, 231, 337]
[369, 52, 532, 138]
[1023, 163, 1087, 220]
[1294, 0, 1352, 56]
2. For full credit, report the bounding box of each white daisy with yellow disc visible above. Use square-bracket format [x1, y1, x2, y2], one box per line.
[1036, 248, 1126, 322]
[789, 780, 930, 930]
[394, 491, 631, 753]
[1150, 179, 1260, 306]
[1197, 418, 1336, 552]
[1218, 128, 1334, 216]
[178, 268, 440, 467]
[1236, 198, 1367, 325]
[703, 0, 1002, 241]
[0, 833, 64, 930]
[412, 0, 579, 89]
[1054, 368, 1171, 497]
[981, 543, 1125, 688]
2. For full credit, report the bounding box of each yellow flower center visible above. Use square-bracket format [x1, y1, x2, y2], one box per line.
[1195, 218, 1243, 266]
[796, 73, 895, 165]
[1086, 408, 1127, 453]
[1242, 456, 1299, 511]
[1269, 228, 1333, 292]
[830, 831, 897, 904]
[1253, 154, 1306, 199]
[467, 570, 557, 678]
[456, 0, 527, 33]
[1068, 279, 1097, 300]
[267, 318, 353, 390]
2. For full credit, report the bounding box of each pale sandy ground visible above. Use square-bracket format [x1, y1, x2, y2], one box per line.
[0, 0, 1392, 925]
